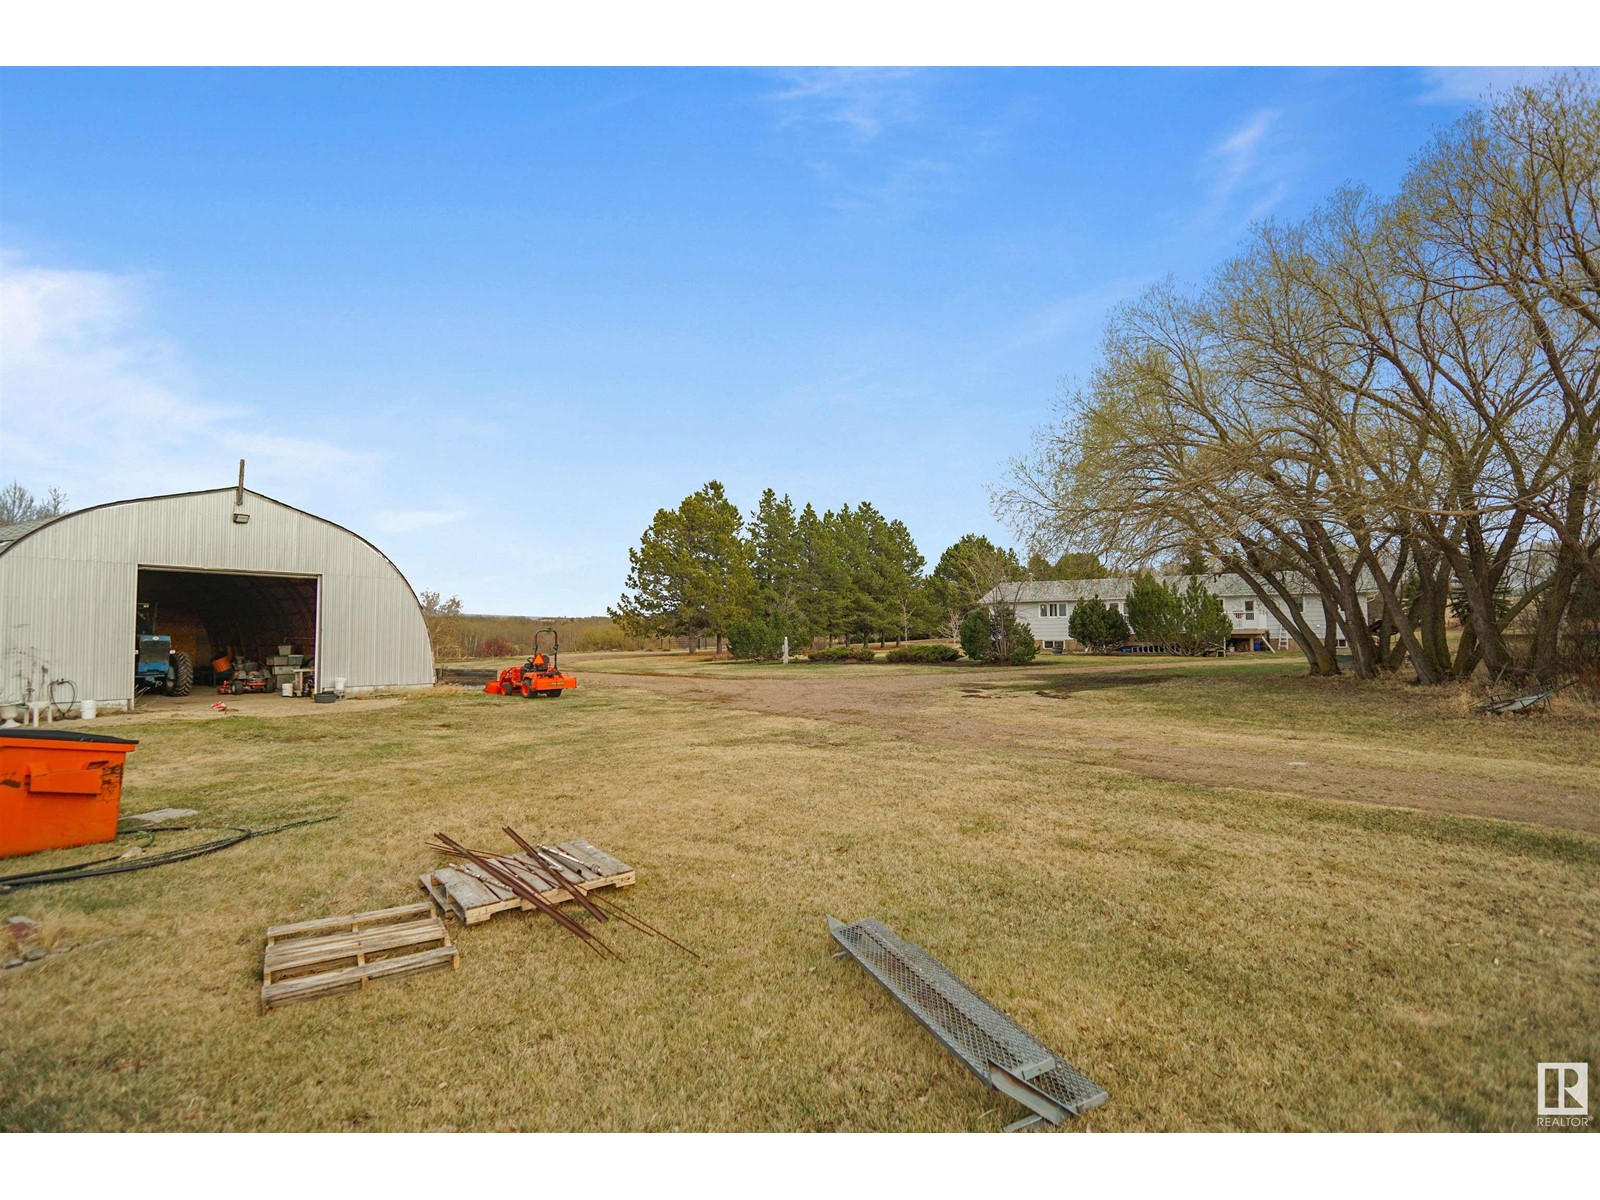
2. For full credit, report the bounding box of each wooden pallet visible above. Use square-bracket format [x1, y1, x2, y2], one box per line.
[420, 838, 635, 925]
[261, 902, 458, 1011]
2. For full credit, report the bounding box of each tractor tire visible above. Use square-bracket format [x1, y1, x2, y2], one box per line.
[550, 689, 564, 699]
[170, 652, 194, 697]
[520, 679, 534, 698]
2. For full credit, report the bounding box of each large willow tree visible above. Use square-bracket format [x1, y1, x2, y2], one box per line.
[997, 73, 1599, 683]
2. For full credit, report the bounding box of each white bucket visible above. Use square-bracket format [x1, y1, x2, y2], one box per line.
[332, 677, 347, 694]
[281, 684, 294, 697]
[80, 699, 98, 720]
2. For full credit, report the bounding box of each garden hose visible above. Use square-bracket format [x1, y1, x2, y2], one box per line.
[0, 816, 337, 891]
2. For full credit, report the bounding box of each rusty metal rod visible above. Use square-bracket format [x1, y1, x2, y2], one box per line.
[429, 837, 695, 959]
[532, 843, 698, 958]
[433, 834, 587, 938]
[428, 840, 593, 913]
[503, 827, 610, 924]
[587, 892, 700, 959]
[433, 833, 619, 959]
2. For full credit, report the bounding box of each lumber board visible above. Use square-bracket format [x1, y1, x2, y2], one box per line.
[263, 920, 450, 982]
[266, 902, 434, 944]
[261, 945, 459, 1010]
[564, 839, 632, 879]
[425, 840, 634, 928]
[424, 866, 522, 924]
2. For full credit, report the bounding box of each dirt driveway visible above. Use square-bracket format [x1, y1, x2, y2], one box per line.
[586, 663, 1600, 836]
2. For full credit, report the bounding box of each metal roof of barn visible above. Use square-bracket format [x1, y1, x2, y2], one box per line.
[0, 516, 54, 545]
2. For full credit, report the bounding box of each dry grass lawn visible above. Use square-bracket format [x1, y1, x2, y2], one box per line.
[2, 653, 1597, 1131]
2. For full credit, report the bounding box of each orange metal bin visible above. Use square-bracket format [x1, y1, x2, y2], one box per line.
[0, 728, 139, 859]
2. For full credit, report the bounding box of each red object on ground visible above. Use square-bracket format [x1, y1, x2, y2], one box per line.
[483, 626, 577, 699]
[0, 728, 139, 858]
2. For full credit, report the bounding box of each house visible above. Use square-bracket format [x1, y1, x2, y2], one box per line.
[978, 573, 1381, 653]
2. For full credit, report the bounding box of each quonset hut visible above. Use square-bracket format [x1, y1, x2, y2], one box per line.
[0, 487, 435, 712]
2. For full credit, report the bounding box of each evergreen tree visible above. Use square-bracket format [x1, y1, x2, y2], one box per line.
[1068, 597, 1130, 652]
[958, 607, 992, 661]
[883, 518, 931, 642]
[1051, 551, 1107, 580]
[610, 480, 752, 652]
[748, 489, 808, 647]
[1126, 572, 1181, 649]
[927, 534, 1023, 640]
[1175, 575, 1233, 654]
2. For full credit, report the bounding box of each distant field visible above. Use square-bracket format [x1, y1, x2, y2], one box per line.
[2, 652, 1596, 1131]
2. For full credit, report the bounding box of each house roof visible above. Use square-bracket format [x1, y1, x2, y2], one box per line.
[981, 573, 1250, 604]
[979, 571, 1357, 606]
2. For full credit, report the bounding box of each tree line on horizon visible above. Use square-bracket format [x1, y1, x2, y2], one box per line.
[608, 482, 1127, 659]
[996, 73, 1600, 685]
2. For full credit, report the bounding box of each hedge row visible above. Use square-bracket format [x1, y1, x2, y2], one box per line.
[884, 643, 961, 663]
[804, 645, 879, 663]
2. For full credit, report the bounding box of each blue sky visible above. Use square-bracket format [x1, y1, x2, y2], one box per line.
[0, 67, 1554, 613]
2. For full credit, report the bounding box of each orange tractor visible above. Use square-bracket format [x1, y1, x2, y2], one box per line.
[485, 627, 577, 699]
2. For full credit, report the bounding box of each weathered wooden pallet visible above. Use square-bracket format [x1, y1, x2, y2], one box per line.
[261, 902, 458, 1011]
[420, 838, 635, 925]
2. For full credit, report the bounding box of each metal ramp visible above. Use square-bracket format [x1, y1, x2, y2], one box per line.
[829, 916, 1108, 1130]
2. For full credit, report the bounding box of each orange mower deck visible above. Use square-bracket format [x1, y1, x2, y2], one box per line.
[484, 626, 577, 699]
[485, 668, 577, 698]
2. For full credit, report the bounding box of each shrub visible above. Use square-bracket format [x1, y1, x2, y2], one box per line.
[1127, 572, 1180, 648]
[959, 606, 1038, 663]
[479, 635, 516, 658]
[805, 645, 878, 663]
[1004, 614, 1038, 664]
[885, 643, 961, 663]
[958, 608, 992, 661]
[728, 618, 780, 661]
[1174, 576, 1232, 655]
[1069, 596, 1131, 652]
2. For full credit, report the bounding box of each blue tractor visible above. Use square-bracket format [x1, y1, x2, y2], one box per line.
[134, 634, 194, 696]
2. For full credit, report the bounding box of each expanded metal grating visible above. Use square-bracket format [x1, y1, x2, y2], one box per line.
[829, 916, 1108, 1129]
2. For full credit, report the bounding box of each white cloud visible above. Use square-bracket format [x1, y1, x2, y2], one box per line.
[765, 69, 1004, 215]
[768, 68, 927, 140]
[371, 509, 463, 535]
[1415, 66, 1568, 105]
[1208, 108, 1280, 202]
[0, 251, 379, 509]
[1185, 107, 1300, 234]
[1002, 275, 1155, 356]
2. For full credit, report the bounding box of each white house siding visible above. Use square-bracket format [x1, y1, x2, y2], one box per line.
[0, 488, 435, 708]
[984, 574, 1378, 650]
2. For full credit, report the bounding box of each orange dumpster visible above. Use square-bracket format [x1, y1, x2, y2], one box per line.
[0, 728, 139, 859]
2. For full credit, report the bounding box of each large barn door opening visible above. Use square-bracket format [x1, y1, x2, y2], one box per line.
[135, 568, 319, 694]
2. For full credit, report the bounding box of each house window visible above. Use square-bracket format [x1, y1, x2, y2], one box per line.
[1243, 599, 1255, 621]
[1040, 605, 1048, 618]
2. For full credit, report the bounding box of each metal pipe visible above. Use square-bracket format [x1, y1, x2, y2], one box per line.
[503, 827, 610, 924]
[433, 833, 621, 959]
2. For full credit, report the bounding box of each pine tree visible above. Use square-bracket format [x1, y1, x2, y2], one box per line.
[610, 480, 752, 652]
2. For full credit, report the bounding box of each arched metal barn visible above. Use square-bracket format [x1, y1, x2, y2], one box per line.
[0, 487, 435, 711]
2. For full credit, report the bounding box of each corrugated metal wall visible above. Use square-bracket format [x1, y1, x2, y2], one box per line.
[0, 489, 435, 707]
